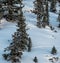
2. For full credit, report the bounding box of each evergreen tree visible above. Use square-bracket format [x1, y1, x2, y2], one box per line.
[1, 0, 13, 21]
[33, 0, 49, 28]
[58, 10, 60, 28]
[28, 37, 32, 52]
[51, 46, 57, 55]
[3, 0, 30, 63]
[42, 0, 49, 27]
[33, 0, 44, 28]
[2, 0, 18, 21]
[17, 8, 29, 51]
[33, 56, 38, 63]
[50, 0, 57, 12]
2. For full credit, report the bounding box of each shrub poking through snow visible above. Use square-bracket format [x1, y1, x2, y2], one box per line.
[33, 56, 38, 63]
[51, 46, 57, 55]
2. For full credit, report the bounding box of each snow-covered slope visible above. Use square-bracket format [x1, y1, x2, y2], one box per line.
[0, 0, 60, 63]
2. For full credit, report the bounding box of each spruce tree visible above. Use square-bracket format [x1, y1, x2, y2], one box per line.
[2, 0, 17, 21]
[33, 0, 44, 28]
[50, 0, 57, 12]
[3, 0, 30, 63]
[51, 46, 57, 55]
[7, 0, 16, 21]
[42, 0, 49, 27]
[17, 7, 29, 51]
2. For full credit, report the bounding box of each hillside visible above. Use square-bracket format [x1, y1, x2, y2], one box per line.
[0, 0, 60, 63]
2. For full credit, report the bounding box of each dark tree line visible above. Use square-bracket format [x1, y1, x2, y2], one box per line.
[33, 0, 60, 28]
[33, 0, 49, 28]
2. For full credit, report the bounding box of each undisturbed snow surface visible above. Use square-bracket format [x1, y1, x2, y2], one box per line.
[0, 0, 60, 63]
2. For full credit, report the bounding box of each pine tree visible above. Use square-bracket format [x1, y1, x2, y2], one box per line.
[7, 0, 15, 21]
[42, 0, 49, 27]
[3, 0, 30, 63]
[17, 3, 29, 51]
[2, 0, 17, 21]
[28, 37, 32, 52]
[50, 0, 57, 12]
[58, 10, 60, 28]
[33, 0, 44, 28]
[33, 56, 38, 63]
[3, 31, 23, 62]
[51, 46, 57, 55]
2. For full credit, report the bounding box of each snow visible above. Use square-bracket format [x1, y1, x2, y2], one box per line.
[0, 0, 60, 63]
